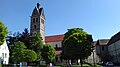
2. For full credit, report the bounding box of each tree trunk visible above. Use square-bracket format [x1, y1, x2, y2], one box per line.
[66, 60, 72, 67]
[77, 59, 80, 65]
[66, 60, 69, 66]
[80, 58, 83, 67]
[47, 64, 50, 67]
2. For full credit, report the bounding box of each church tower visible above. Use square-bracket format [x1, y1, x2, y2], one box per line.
[30, 3, 45, 42]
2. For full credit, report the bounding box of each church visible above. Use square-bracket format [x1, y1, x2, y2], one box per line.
[30, 3, 63, 63]
[30, 2, 105, 64]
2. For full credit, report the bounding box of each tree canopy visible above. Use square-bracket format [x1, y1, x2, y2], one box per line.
[41, 44, 56, 64]
[62, 28, 93, 66]
[30, 33, 43, 61]
[7, 29, 44, 62]
[10, 41, 26, 62]
[21, 49, 37, 62]
[10, 41, 37, 62]
[0, 21, 8, 45]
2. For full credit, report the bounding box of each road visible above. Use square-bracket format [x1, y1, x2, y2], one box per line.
[103, 66, 120, 67]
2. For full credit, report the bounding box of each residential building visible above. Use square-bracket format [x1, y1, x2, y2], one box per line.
[108, 32, 120, 63]
[96, 39, 109, 62]
[0, 41, 9, 64]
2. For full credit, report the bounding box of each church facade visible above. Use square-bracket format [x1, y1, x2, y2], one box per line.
[30, 3, 102, 64]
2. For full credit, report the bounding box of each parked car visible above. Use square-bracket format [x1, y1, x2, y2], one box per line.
[106, 62, 114, 67]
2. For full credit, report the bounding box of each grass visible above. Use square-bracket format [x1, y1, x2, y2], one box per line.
[56, 63, 102, 67]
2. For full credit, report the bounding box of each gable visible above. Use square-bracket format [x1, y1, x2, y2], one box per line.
[0, 41, 9, 51]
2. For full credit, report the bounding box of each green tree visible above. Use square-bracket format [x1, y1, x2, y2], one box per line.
[7, 31, 43, 62]
[62, 28, 93, 67]
[19, 28, 31, 49]
[0, 21, 8, 45]
[21, 49, 37, 62]
[41, 44, 56, 65]
[10, 41, 26, 62]
[30, 33, 43, 61]
[7, 31, 22, 46]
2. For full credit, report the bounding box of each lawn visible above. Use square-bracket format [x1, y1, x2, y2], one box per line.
[57, 63, 102, 67]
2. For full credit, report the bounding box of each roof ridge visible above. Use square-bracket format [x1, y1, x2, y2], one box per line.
[45, 34, 64, 37]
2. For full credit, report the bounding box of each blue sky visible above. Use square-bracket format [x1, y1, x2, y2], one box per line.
[1, 0, 120, 41]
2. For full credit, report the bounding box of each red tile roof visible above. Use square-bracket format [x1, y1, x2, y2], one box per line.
[45, 34, 64, 43]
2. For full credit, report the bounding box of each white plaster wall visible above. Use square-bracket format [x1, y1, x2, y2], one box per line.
[0, 41, 9, 64]
[46, 41, 62, 48]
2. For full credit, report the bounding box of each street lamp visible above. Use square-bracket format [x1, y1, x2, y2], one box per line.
[91, 43, 95, 67]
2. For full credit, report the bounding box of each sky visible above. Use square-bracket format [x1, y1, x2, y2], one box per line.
[1, 0, 120, 41]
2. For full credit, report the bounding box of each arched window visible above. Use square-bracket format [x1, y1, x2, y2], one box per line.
[36, 18, 38, 22]
[33, 18, 35, 23]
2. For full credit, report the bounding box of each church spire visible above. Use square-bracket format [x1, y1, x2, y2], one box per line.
[37, 0, 40, 9]
[37, 2, 40, 9]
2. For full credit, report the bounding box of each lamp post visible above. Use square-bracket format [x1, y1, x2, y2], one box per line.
[91, 43, 95, 67]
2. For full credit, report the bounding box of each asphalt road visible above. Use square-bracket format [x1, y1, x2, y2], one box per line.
[103, 66, 120, 67]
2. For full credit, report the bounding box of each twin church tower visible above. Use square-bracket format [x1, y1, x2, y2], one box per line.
[30, 3, 45, 42]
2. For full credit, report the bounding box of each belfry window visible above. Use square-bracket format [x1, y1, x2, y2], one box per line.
[41, 19, 44, 24]
[36, 18, 38, 22]
[34, 25, 36, 29]
[33, 18, 35, 23]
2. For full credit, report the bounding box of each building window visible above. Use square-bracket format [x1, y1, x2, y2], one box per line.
[5, 47, 6, 50]
[55, 56, 58, 62]
[33, 18, 35, 23]
[102, 46, 104, 51]
[5, 53, 7, 58]
[56, 44, 58, 48]
[34, 25, 36, 29]
[36, 18, 38, 22]
[41, 19, 44, 24]
[55, 44, 58, 50]
[2, 53, 4, 58]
